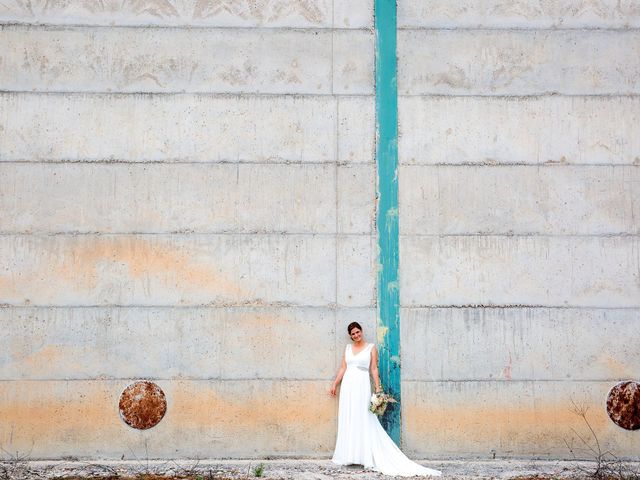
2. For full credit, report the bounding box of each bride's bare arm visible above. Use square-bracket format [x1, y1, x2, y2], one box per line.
[370, 345, 382, 393]
[330, 355, 347, 396]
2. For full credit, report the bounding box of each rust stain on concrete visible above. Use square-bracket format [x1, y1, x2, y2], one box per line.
[60, 237, 243, 294]
[0, 276, 15, 299]
[1, 236, 245, 303]
[607, 381, 640, 430]
[600, 354, 634, 378]
[170, 380, 334, 435]
[0, 381, 115, 441]
[404, 398, 610, 446]
[0, 380, 336, 456]
[119, 381, 167, 430]
[21, 345, 75, 372]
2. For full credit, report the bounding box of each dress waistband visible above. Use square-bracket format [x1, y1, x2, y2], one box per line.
[347, 365, 369, 372]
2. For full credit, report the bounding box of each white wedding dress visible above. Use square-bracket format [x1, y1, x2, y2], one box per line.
[332, 343, 441, 477]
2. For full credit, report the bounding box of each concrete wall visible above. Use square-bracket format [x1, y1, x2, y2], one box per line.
[0, 0, 376, 459]
[398, 0, 640, 459]
[1, 0, 639, 461]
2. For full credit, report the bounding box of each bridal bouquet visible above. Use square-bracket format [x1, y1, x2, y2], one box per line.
[370, 390, 397, 417]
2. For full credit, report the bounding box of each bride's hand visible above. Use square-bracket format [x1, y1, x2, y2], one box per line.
[329, 385, 337, 396]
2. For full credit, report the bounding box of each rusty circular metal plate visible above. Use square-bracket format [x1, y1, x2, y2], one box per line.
[119, 381, 167, 430]
[606, 381, 640, 430]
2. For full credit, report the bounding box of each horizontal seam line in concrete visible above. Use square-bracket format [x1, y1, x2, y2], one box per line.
[400, 233, 640, 238]
[0, 304, 634, 309]
[401, 378, 631, 383]
[21, 459, 628, 466]
[5, 91, 639, 99]
[402, 305, 640, 310]
[0, 90, 374, 98]
[3, 91, 639, 99]
[397, 93, 640, 98]
[0, 232, 374, 236]
[0, 377, 330, 382]
[397, 26, 640, 32]
[0, 22, 373, 32]
[0, 304, 373, 310]
[0, 378, 625, 383]
[1, 161, 631, 167]
[0, 232, 635, 238]
[403, 304, 640, 309]
[400, 163, 640, 168]
[0, 160, 374, 165]
[0, 303, 375, 308]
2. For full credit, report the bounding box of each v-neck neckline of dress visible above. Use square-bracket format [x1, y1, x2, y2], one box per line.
[351, 343, 370, 356]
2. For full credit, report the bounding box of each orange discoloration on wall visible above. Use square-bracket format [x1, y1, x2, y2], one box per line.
[0, 381, 117, 446]
[223, 312, 290, 366]
[399, 381, 639, 456]
[225, 310, 311, 351]
[398, 378, 640, 457]
[0, 380, 336, 457]
[170, 380, 335, 435]
[600, 353, 634, 378]
[0, 276, 16, 298]
[62, 237, 243, 295]
[20, 345, 79, 373]
[1, 236, 245, 303]
[405, 400, 608, 435]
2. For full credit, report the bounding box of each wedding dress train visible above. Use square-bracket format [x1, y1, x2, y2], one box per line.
[332, 343, 441, 477]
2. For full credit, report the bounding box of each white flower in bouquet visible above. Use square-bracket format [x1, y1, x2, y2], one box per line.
[369, 389, 397, 417]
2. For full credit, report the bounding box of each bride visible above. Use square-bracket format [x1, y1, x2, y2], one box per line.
[329, 322, 441, 477]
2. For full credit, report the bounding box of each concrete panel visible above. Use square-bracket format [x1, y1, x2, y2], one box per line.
[0, 306, 336, 380]
[402, 307, 640, 381]
[0, 0, 335, 28]
[218, 307, 335, 380]
[400, 236, 640, 308]
[333, 30, 374, 95]
[399, 96, 640, 165]
[0, 234, 335, 306]
[398, 30, 640, 95]
[403, 380, 640, 458]
[0, 93, 336, 162]
[0, 163, 336, 234]
[337, 164, 375, 234]
[337, 235, 375, 307]
[0, 26, 347, 94]
[334, 0, 373, 28]
[399, 1, 640, 29]
[400, 165, 640, 235]
[0, 379, 336, 459]
[338, 96, 375, 164]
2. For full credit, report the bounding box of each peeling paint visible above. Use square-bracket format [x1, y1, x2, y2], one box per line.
[376, 325, 389, 344]
[375, 0, 401, 445]
[387, 280, 399, 293]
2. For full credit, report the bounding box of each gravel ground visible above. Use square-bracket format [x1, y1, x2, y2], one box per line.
[3, 458, 638, 480]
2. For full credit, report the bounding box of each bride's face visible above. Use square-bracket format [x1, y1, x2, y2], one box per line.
[349, 327, 363, 342]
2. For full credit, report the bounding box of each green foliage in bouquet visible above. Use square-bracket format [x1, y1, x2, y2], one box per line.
[369, 391, 398, 417]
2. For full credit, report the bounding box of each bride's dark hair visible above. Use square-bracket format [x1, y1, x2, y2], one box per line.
[347, 322, 362, 335]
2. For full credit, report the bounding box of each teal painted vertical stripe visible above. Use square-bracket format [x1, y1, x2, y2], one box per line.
[375, 0, 400, 445]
